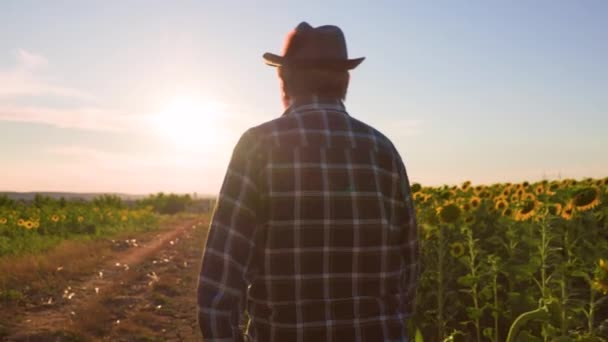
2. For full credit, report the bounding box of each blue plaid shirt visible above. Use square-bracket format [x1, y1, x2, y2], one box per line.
[198, 97, 419, 341]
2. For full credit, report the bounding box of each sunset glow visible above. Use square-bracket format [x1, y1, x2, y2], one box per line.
[152, 97, 223, 149]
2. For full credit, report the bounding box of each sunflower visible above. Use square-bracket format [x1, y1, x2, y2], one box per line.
[77, 216, 85, 223]
[510, 194, 520, 203]
[437, 203, 461, 224]
[522, 181, 530, 188]
[17, 219, 25, 227]
[572, 187, 601, 212]
[502, 188, 511, 197]
[470, 197, 481, 209]
[516, 189, 525, 197]
[515, 200, 538, 221]
[593, 279, 608, 295]
[461, 181, 472, 191]
[547, 203, 563, 216]
[561, 203, 575, 221]
[0, 217, 7, 224]
[461, 202, 471, 213]
[51, 214, 60, 222]
[522, 193, 536, 202]
[33, 221, 40, 229]
[121, 215, 128, 222]
[495, 199, 509, 211]
[534, 184, 545, 195]
[24, 220, 34, 229]
[599, 259, 608, 273]
[479, 190, 491, 199]
[502, 207, 513, 217]
[450, 242, 465, 258]
[413, 192, 425, 201]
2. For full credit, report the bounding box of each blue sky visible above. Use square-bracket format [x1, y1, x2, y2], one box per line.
[1, 1, 607, 194]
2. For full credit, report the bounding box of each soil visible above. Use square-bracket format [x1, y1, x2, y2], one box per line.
[2, 216, 209, 341]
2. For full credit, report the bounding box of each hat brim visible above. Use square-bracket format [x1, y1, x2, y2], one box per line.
[263, 52, 364, 70]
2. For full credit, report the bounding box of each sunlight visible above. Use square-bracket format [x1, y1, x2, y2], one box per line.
[152, 96, 223, 148]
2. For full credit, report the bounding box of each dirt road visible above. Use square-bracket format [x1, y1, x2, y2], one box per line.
[3, 216, 209, 341]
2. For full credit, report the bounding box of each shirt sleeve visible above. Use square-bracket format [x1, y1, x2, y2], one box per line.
[198, 129, 262, 341]
[396, 156, 419, 318]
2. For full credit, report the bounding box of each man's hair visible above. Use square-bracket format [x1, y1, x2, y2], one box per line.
[278, 67, 350, 100]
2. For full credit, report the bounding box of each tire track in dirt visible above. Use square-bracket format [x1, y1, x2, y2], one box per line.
[5, 217, 209, 341]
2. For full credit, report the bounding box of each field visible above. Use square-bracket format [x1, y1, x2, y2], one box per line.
[411, 177, 608, 341]
[0, 178, 607, 341]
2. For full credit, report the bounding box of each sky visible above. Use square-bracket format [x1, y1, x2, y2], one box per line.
[1, 1, 607, 195]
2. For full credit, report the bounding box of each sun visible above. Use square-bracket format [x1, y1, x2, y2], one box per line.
[152, 96, 223, 148]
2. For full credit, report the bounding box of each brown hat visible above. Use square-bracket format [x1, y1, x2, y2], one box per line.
[263, 22, 365, 70]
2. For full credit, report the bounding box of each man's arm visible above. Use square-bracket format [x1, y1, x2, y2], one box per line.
[396, 157, 419, 318]
[197, 130, 262, 341]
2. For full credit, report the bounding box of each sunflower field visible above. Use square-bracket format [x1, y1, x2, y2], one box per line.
[0, 195, 158, 257]
[411, 177, 608, 341]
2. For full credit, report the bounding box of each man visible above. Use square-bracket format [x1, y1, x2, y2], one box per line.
[198, 22, 419, 341]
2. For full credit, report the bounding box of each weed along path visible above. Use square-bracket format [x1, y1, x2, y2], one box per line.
[3, 215, 210, 341]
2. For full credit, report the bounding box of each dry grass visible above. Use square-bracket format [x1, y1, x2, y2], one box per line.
[0, 239, 113, 306]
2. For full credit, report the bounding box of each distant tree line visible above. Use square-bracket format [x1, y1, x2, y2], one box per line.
[0, 193, 215, 215]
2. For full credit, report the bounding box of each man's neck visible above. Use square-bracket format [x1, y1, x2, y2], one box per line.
[285, 95, 343, 109]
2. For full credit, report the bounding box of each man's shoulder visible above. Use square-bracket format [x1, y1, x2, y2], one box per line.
[242, 111, 400, 156]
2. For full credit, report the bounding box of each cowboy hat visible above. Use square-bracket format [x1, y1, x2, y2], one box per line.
[263, 22, 365, 70]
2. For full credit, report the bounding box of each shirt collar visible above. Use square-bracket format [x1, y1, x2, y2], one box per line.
[282, 95, 347, 116]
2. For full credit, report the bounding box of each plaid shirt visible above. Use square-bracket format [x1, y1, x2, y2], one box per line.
[198, 97, 419, 342]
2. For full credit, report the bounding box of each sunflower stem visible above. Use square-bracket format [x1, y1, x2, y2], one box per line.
[437, 224, 446, 341]
[491, 258, 499, 342]
[464, 227, 481, 342]
[588, 285, 595, 335]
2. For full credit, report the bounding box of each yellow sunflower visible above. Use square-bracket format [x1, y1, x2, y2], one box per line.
[413, 192, 425, 201]
[522, 193, 536, 202]
[470, 197, 481, 209]
[51, 214, 60, 222]
[461, 181, 472, 191]
[33, 221, 40, 229]
[437, 203, 461, 224]
[495, 199, 509, 211]
[534, 184, 545, 195]
[515, 200, 538, 221]
[24, 220, 34, 230]
[17, 219, 25, 227]
[77, 216, 85, 223]
[593, 279, 608, 295]
[502, 188, 511, 197]
[461, 202, 471, 213]
[121, 215, 128, 222]
[572, 187, 601, 212]
[561, 203, 575, 221]
[450, 242, 465, 258]
[0, 217, 7, 224]
[516, 189, 525, 197]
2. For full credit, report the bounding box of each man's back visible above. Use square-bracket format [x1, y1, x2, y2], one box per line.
[198, 98, 418, 341]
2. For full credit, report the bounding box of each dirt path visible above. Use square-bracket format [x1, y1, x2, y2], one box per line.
[4, 216, 210, 341]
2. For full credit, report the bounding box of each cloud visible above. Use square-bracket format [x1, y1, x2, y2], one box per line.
[0, 49, 92, 99]
[0, 104, 143, 132]
[14, 49, 48, 69]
